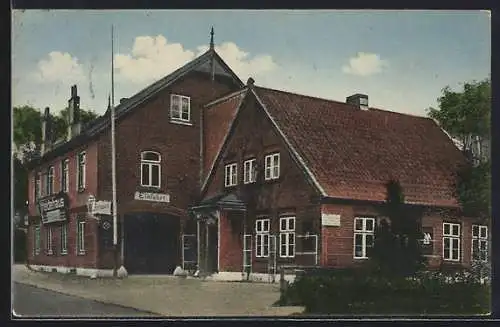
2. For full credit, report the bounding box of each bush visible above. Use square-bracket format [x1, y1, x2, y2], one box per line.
[278, 268, 490, 315]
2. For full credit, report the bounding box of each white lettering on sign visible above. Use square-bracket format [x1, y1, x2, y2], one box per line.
[39, 198, 66, 213]
[321, 213, 341, 227]
[93, 201, 112, 215]
[134, 191, 170, 203]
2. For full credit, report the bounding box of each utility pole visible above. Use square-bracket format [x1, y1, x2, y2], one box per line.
[111, 24, 118, 278]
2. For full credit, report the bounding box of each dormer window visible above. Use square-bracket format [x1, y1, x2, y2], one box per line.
[170, 94, 191, 124]
[140, 151, 161, 188]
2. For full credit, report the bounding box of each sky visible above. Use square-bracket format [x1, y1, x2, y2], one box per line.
[12, 10, 491, 117]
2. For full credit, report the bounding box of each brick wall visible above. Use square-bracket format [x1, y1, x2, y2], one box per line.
[218, 211, 244, 272]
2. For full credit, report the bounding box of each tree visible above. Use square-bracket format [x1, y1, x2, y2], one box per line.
[370, 180, 425, 277]
[427, 78, 491, 219]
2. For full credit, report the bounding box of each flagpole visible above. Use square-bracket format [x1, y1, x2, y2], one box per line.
[111, 24, 118, 278]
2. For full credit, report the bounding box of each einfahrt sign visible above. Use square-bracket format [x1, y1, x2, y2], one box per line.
[134, 191, 170, 203]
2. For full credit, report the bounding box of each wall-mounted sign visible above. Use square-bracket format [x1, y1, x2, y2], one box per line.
[37, 193, 69, 224]
[134, 191, 170, 203]
[321, 213, 341, 227]
[93, 200, 112, 215]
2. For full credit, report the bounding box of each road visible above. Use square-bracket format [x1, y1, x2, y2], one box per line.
[12, 282, 160, 318]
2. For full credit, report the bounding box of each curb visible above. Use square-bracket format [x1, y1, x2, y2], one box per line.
[13, 281, 163, 317]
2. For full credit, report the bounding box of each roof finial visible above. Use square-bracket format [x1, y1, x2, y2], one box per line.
[209, 26, 214, 50]
[107, 94, 111, 110]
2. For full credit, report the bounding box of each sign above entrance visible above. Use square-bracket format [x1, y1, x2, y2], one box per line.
[93, 201, 112, 215]
[134, 191, 170, 203]
[37, 193, 69, 224]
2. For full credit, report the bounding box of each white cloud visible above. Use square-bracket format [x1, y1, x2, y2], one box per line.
[31, 51, 86, 84]
[342, 52, 388, 76]
[114, 35, 277, 84]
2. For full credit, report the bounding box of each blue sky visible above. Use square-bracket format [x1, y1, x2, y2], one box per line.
[12, 10, 490, 117]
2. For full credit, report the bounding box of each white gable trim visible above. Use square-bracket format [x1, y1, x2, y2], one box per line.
[201, 89, 248, 192]
[251, 89, 327, 197]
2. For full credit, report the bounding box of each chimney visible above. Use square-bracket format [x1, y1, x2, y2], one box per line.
[247, 77, 255, 88]
[120, 97, 128, 104]
[41, 107, 52, 155]
[67, 85, 81, 140]
[346, 93, 369, 110]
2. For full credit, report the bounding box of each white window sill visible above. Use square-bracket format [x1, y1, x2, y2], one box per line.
[442, 259, 461, 262]
[77, 251, 86, 256]
[47, 251, 53, 256]
[61, 251, 68, 255]
[170, 119, 193, 126]
[244, 181, 256, 185]
[353, 257, 370, 260]
[225, 184, 237, 188]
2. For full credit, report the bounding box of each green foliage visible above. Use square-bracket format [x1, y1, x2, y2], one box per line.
[456, 161, 491, 219]
[279, 270, 490, 315]
[428, 78, 490, 140]
[371, 180, 425, 277]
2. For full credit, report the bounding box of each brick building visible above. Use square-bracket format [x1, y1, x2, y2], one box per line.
[25, 32, 488, 280]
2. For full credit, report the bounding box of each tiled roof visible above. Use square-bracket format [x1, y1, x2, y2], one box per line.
[253, 86, 467, 207]
[202, 88, 247, 186]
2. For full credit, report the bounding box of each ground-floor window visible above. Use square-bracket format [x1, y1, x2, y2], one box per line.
[443, 222, 461, 261]
[279, 216, 295, 258]
[353, 217, 375, 259]
[60, 224, 68, 255]
[472, 225, 488, 262]
[77, 220, 85, 255]
[46, 226, 53, 255]
[255, 218, 270, 257]
[34, 223, 41, 256]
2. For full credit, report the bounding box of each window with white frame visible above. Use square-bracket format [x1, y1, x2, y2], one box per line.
[46, 166, 54, 195]
[443, 222, 461, 261]
[34, 223, 41, 255]
[170, 94, 191, 122]
[140, 151, 161, 187]
[353, 217, 375, 259]
[244, 158, 257, 184]
[77, 151, 86, 190]
[255, 218, 270, 257]
[60, 224, 68, 255]
[224, 163, 238, 187]
[34, 172, 41, 201]
[265, 153, 280, 180]
[61, 159, 69, 192]
[77, 220, 85, 254]
[46, 227, 53, 255]
[279, 216, 295, 258]
[472, 225, 488, 261]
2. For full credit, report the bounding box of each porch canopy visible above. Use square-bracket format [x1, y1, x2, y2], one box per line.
[189, 192, 246, 217]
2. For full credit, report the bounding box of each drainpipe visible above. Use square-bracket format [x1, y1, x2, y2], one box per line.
[196, 218, 201, 275]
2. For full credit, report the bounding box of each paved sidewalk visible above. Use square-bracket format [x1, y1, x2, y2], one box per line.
[12, 265, 303, 317]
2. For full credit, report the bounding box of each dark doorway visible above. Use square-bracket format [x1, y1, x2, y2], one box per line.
[206, 223, 218, 273]
[124, 213, 180, 274]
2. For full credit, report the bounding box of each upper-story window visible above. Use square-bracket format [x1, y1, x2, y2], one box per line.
[61, 158, 69, 193]
[244, 158, 257, 184]
[141, 151, 161, 188]
[77, 151, 86, 191]
[170, 94, 191, 123]
[264, 153, 280, 180]
[224, 163, 238, 187]
[34, 172, 41, 201]
[46, 166, 54, 195]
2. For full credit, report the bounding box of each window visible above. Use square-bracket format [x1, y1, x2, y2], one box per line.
[279, 216, 295, 258]
[46, 227, 53, 255]
[224, 163, 238, 187]
[34, 223, 41, 255]
[60, 224, 68, 255]
[61, 159, 69, 192]
[472, 225, 488, 262]
[77, 220, 85, 254]
[170, 94, 190, 122]
[353, 217, 375, 259]
[255, 218, 270, 257]
[46, 166, 54, 195]
[443, 222, 461, 261]
[244, 159, 257, 184]
[34, 172, 41, 201]
[140, 151, 161, 187]
[265, 153, 280, 180]
[77, 151, 86, 190]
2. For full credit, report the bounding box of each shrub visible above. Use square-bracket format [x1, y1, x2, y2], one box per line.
[279, 269, 490, 315]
